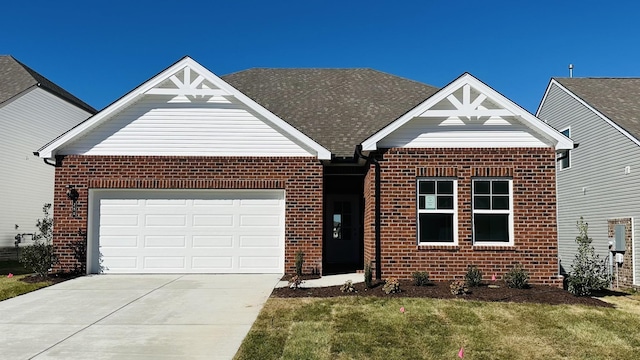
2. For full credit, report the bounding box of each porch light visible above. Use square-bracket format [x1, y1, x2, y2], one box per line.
[67, 185, 79, 218]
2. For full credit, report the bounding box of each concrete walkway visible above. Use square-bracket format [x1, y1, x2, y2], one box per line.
[276, 272, 364, 288]
[0, 274, 281, 360]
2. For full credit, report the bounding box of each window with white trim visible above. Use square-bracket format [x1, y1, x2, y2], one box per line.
[558, 127, 571, 169]
[472, 178, 513, 245]
[417, 178, 457, 244]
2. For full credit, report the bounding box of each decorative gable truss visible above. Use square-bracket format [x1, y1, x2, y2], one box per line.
[362, 73, 573, 151]
[37, 57, 331, 160]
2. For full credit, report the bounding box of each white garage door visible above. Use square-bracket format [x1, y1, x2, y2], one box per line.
[88, 190, 285, 274]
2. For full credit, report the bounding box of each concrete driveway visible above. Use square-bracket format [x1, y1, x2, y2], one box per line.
[0, 274, 281, 360]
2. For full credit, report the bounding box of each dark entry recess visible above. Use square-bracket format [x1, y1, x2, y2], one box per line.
[323, 166, 364, 275]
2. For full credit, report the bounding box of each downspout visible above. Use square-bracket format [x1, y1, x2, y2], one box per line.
[356, 146, 382, 280]
[33, 152, 59, 167]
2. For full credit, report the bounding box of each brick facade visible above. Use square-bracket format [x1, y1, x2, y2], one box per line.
[52, 155, 323, 274]
[607, 218, 637, 289]
[363, 147, 562, 286]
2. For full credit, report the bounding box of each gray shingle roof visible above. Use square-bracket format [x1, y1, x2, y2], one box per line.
[0, 55, 96, 114]
[222, 68, 439, 157]
[555, 77, 640, 141]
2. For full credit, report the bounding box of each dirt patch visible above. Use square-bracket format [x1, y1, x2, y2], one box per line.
[272, 280, 615, 308]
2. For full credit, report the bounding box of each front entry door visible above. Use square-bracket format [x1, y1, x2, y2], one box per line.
[324, 194, 361, 273]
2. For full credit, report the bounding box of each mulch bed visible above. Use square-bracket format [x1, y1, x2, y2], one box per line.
[19, 273, 80, 284]
[272, 280, 618, 308]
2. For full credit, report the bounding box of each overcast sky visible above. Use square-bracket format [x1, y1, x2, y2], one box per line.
[2, 0, 638, 112]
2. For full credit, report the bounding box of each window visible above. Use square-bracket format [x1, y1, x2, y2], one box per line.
[417, 179, 457, 244]
[558, 127, 571, 169]
[472, 179, 513, 245]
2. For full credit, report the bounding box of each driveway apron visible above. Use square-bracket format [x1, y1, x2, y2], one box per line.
[0, 274, 280, 360]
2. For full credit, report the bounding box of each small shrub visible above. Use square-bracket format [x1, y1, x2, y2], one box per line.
[505, 264, 529, 289]
[295, 251, 304, 276]
[19, 204, 57, 277]
[340, 280, 356, 293]
[382, 277, 400, 294]
[364, 262, 373, 288]
[288, 275, 303, 289]
[465, 265, 483, 287]
[450, 280, 470, 295]
[412, 271, 430, 286]
[568, 217, 610, 296]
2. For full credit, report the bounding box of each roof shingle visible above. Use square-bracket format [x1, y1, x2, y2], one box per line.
[222, 68, 438, 157]
[555, 77, 640, 141]
[0, 55, 96, 113]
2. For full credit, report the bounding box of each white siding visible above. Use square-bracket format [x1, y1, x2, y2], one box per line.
[378, 116, 550, 148]
[538, 84, 640, 285]
[0, 88, 92, 248]
[60, 95, 314, 157]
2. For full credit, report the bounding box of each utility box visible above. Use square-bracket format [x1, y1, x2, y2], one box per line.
[614, 224, 626, 252]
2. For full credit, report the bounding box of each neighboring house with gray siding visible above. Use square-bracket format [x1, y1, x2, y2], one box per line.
[0, 55, 95, 257]
[537, 78, 640, 288]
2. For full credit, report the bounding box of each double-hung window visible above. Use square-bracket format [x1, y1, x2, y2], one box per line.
[472, 178, 513, 245]
[417, 179, 457, 245]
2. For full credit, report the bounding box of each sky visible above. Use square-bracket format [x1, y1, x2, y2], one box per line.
[1, 1, 638, 113]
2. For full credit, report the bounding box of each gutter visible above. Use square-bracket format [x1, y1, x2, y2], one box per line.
[356, 146, 382, 280]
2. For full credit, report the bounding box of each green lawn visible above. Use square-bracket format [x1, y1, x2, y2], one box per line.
[235, 296, 640, 360]
[0, 260, 53, 301]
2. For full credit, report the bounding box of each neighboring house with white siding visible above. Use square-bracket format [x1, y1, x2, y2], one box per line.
[0, 56, 95, 257]
[537, 78, 640, 288]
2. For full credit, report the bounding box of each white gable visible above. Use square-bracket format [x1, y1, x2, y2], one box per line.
[38, 57, 331, 159]
[362, 73, 573, 151]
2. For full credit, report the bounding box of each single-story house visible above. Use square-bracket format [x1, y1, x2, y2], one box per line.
[36, 56, 572, 284]
[0, 55, 95, 259]
[537, 77, 640, 288]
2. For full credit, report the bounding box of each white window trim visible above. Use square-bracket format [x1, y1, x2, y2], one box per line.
[417, 178, 458, 246]
[558, 126, 571, 170]
[472, 178, 514, 246]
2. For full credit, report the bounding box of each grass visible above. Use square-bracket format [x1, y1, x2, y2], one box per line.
[0, 260, 53, 301]
[234, 296, 640, 360]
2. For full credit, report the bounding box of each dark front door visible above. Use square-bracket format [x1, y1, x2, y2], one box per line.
[324, 194, 361, 274]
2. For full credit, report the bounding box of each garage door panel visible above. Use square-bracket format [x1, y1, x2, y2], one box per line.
[240, 235, 279, 247]
[101, 214, 139, 226]
[145, 214, 187, 227]
[191, 257, 233, 270]
[100, 235, 139, 248]
[238, 257, 280, 270]
[192, 214, 234, 227]
[240, 214, 281, 227]
[144, 257, 186, 270]
[192, 235, 234, 248]
[93, 190, 284, 274]
[104, 257, 138, 271]
[144, 235, 186, 248]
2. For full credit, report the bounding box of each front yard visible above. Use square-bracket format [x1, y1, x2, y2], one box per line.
[0, 260, 54, 301]
[235, 294, 640, 360]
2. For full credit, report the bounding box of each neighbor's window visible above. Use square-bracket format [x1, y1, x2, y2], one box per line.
[472, 178, 513, 245]
[417, 179, 457, 244]
[558, 127, 571, 169]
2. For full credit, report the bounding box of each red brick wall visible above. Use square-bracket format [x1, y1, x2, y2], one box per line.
[52, 155, 323, 274]
[363, 148, 562, 286]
